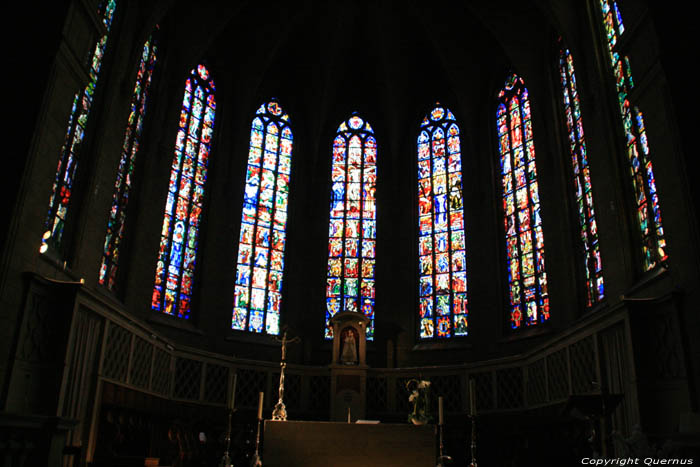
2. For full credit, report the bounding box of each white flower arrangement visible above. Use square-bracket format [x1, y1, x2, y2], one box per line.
[406, 379, 432, 424]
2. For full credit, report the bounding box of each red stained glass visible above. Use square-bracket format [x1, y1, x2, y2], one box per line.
[326, 114, 377, 340]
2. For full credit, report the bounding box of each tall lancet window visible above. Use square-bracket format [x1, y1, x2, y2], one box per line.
[40, 0, 118, 256]
[417, 105, 469, 339]
[99, 29, 159, 290]
[151, 65, 216, 319]
[598, 0, 667, 270]
[559, 46, 605, 306]
[325, 114, 377, 340]
[497, 74, 550, 329]
[232, 100, 293, 335]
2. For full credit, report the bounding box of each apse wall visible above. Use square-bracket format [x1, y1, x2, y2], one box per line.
[2, 0, 698, 444]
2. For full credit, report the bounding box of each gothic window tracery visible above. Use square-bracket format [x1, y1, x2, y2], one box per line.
[598, 0, 667, 270]
[99, 29, 159, 290]
[417, 104, 469, 339]
[232, 100, 293, 335]
[325, 114, 377, 340]
[558, 46, 605, 306]
[151, 65, 216, 319]
[40, 0, 118, 256]
[497, 74, 550, 329]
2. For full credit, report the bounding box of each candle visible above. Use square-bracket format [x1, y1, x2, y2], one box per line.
[228, 373, 237, 410]
[347, 406, 351, 423]
[438, 396, 444, 425]
[257, 391, 264, 420]
[469, 379, 476, 416]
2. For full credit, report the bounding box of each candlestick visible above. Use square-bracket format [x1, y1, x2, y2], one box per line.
[228, 373, 237, 410]
[252, 394, 263, 467]
[436, 396, 451, 467]
[469, 378, 476, 416]
[257, 391, 264, 420]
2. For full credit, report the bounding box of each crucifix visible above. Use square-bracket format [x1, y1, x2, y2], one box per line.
[271, 329, 300, 421]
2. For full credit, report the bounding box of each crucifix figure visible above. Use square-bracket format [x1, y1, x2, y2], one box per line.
[271, 329, 300, 421]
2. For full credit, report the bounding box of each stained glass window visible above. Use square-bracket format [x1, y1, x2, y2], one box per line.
[599, 0, 667, 270]
[325, 114, 377, 340]
[417, 104, 469, 339]
[40, 0, 118, 255]
[99, 30, 159, 290]
[151, 65, 216, 319]
[559, 46, 604, 306]
[497, 74, 550, 329]
[232, 100, 293, 335]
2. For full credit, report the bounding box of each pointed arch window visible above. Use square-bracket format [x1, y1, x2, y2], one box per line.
[559, 46, 605, 306]
[99, 29, 159, 289]
[325, 114, 377, 340]
[598, 0, 667, 270]
[417, 105, 469, 339]
[497, 74, 549, 329]
[232, 100, 293, 335]
[40, 0, 118, 255]
[151, 65, 216, 319]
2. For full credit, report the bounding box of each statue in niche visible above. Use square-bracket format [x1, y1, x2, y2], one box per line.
[340, 327, 359, 365]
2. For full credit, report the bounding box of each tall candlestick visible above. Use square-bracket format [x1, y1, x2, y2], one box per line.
[438, 396, 444, 426]
[228, 373, 237, 410]
[469, 379, 476, 416]
[257, 391, 264, 420]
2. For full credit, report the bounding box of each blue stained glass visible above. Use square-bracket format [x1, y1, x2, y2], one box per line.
[598, 0, 667, 271]
[325, 114, 377, 340]
[231, 100, 292, 335]
[498, 75, 549, 329]
[41, 1, 119, 256]
[559, 46, 605, 306]
[417, 108, 469, 338]
[152, 65, 215, 319]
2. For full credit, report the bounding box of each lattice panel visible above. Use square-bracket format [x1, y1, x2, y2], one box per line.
[235, 368, 267, 409]
[496, 367, 523, 409]
[102, 324, 131, 382]
[272, 372, 301, 410]
[470, 372, 493, 412]
[599, 323, 633, 448]
[129, 336, 152, 389]
[430, 374, 462, 413]
[204, 363, 229, 405]
[547, 348, 569, 400]
[526, 358, 547, 406]
[173, 358, 202, 401]
[366, 376, 387, 414]
[308, 375, 330, 412]
[649, 312, 685, 379]
[570, 336, 597, 393]
[151, 347, 172, 395]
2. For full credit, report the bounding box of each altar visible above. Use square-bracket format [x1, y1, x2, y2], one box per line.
[263, 420, 436, 467]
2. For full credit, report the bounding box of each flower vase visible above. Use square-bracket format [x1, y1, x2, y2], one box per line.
[410, 416, 427, 426]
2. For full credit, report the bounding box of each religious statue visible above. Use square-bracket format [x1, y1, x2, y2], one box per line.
[340, 327, 358, 365]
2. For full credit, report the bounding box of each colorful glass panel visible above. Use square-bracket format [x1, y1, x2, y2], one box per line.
[99, 30, 158, 290]
[325, 114, 377, 340]
[599, 0, 667, 270]
[498, 74, 550, 329]
[417, 104, 468, 339]
[559, 46, 605, 306]
[232, 100, 292, 335]
[40, 0, 118, 255]
[152, 65, 216, 319]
